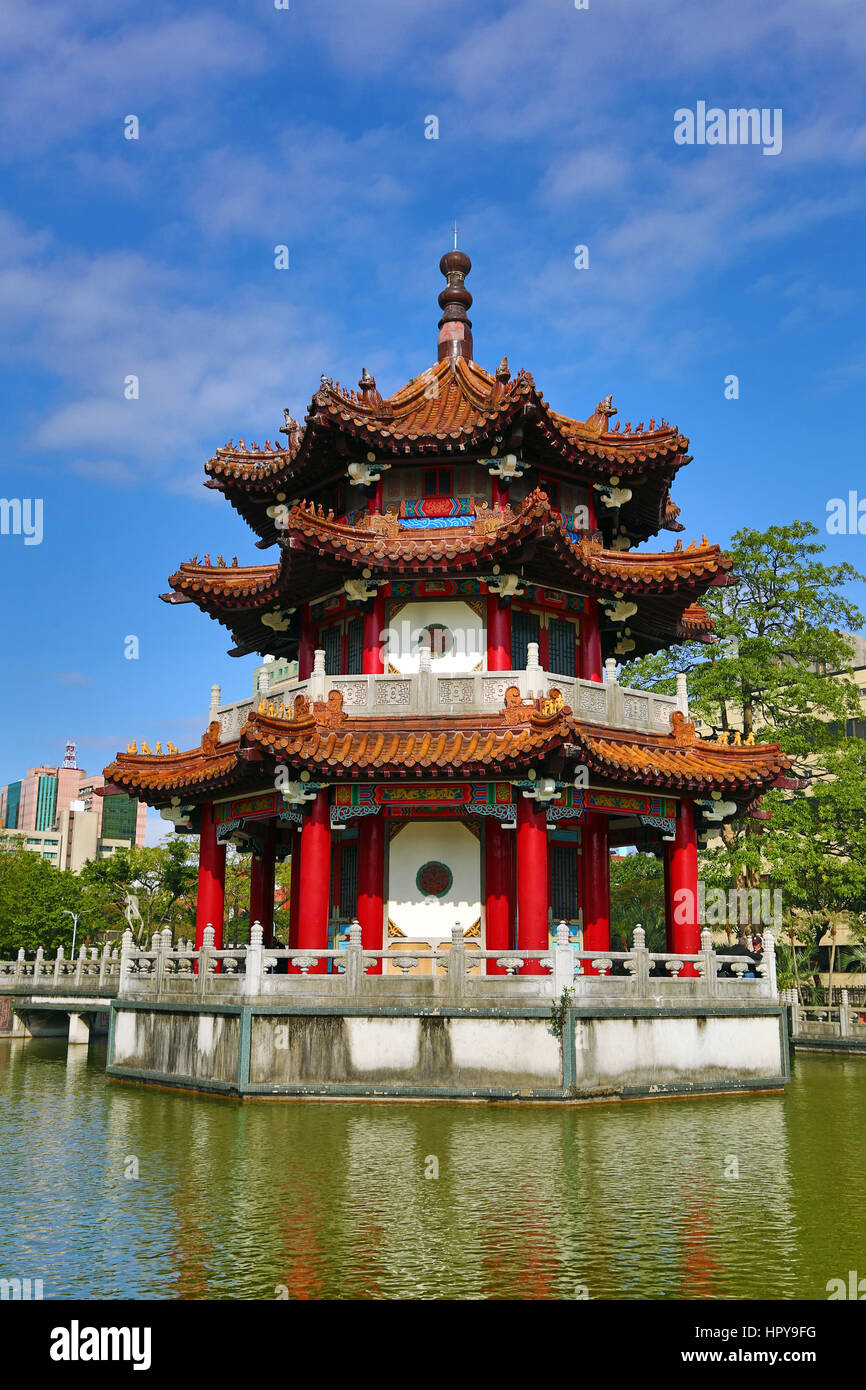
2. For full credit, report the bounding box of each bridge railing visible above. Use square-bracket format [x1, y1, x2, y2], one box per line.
[0, 943, 121, 992]
[781, 988, 866, 1042]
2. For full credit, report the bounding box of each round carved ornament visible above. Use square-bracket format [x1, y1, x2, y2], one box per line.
[416, 623, 453, 659]
[416, 861, 453, 898]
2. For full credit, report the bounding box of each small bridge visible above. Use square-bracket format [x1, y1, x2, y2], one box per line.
[0, 945, 120, 1042]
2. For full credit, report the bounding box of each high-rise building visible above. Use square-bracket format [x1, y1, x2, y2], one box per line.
[0, 746, 146, 870]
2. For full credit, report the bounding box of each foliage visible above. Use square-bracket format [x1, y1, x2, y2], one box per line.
[609, 852, 666, 952]
[549, 986, 574, 1038]
[621, 520, 866, 927]
[0, 838, 86, 954]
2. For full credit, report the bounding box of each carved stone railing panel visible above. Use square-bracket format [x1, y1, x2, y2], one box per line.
[219, 670, 686, 739]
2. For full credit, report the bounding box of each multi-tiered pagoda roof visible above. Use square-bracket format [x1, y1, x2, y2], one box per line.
[106, 244, 791, 818]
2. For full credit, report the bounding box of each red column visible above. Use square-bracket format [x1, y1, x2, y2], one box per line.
[288, 825, 302, 948]
[195, 802, 226, 950]
[582, 812, 610, 970]
[579, 598, 602, 682]
[298, 604, 315, 680]
[516, 795, 549, 973]
[249, 822, 277, 945]
[487, 594, 512, 671]
[484, 817, 512, 974]
[668, 798, 699, 974]
[367, 479, 383, 515]
[295, 789, 331, 973]
[539, 620, 550, 672]
[663, 844, 674, 951]
[362, 591, 386, 674]
[491, 477, 509, 512]
[357, 814, 385, 975]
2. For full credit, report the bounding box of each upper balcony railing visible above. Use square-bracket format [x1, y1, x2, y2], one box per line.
[213, 646, 687, 743]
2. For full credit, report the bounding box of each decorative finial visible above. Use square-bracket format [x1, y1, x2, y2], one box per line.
[437, 242, 473, 363]
[358, 367, 377, 396]
[495, 356, 510, 383]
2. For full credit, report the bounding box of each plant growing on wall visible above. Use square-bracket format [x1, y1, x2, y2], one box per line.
[549, 986, 574, 1038]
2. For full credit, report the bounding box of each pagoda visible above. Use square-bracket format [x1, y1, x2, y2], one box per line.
[104, 246, 791, 975]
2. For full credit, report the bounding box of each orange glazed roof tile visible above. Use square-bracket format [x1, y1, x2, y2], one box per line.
[165, 491, 734, 610]
[104, 692, 791, 810]
[204, 357, 688, 546]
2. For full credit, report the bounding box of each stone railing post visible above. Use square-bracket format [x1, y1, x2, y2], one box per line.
[761, 929, 777, 999]
[418, 643, 433, 712]
[676, 672, 689, 716]
[604, 659, 624, 724]
[33, 946, 44, 984]
[553, 921, 575, 997]
[630, 925, 651, 997]
[153, 930, 167, 997]
[14, 948, 25, 986]
[840, 987, 850, 1038]
[98, 942, 111, 989]
[447, 926, 467, 1002]
[245, 921, 264, 997]
[54, 945, 65, 987]
[310, 648, 327, 701]
[699, 928, 717, 1000]
[790, 995, 801, 1037]
[198, 926, 216, 995]
[74, 945, 87, 988]
[344, 918, 363, 998]
[118, 929, 135, 994]
[525, 642, 541, 697]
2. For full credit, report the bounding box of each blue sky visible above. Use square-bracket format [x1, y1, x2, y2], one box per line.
[1, 0, 864, 842]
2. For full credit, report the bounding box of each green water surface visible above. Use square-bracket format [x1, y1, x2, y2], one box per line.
[0, 1040, 862, 1300]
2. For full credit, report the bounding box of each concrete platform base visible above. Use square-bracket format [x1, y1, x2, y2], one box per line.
[107, 1001, 790, 1102]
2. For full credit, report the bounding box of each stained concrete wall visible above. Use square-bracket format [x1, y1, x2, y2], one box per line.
[112, 1007, 240, 1086]
[107, 1004, 787, 1100]
[248, 1014, 561, 1091]
[571, 1014, 784, 1095]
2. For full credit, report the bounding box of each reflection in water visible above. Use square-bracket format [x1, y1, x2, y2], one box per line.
[0, 1041, 862, 1300]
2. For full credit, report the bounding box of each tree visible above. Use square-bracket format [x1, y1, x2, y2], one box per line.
[0, 839, 86, 955]
[78, 838, 197, 943]
[621, 521, 866, 933]
[609, 852, 666, 951]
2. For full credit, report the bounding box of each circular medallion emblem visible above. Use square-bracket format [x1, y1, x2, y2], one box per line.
[416, 861, 453, 898]
[416, 623, 453, 659]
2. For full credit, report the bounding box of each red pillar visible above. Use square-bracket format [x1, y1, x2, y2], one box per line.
[491, 477, 509, 512]
[288, 825, 302, 948]
[663, 845, 674, 951]
[484, 817, 512, 974]
[298, 604, 315, 681]
[362, 591, 386, 674]
[516, 795, 549, 973]
[668, 798, 699, 974]
[582, 812, 610, 970]
[195, 802, 226, 950]
[295, 789, 331, 973]
[367, 479, 383, 515]
[357, 814, 385, 975]
[579, 598, 602, 682]
[487, 594, 512, 671]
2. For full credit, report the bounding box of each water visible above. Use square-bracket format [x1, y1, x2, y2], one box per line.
[0, 1039, 863, 1300]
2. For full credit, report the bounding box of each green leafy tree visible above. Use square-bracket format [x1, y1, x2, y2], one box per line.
[0, 839, 87, 954]
[621, 521, 866, 932]
[609, 852, 666, 951]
